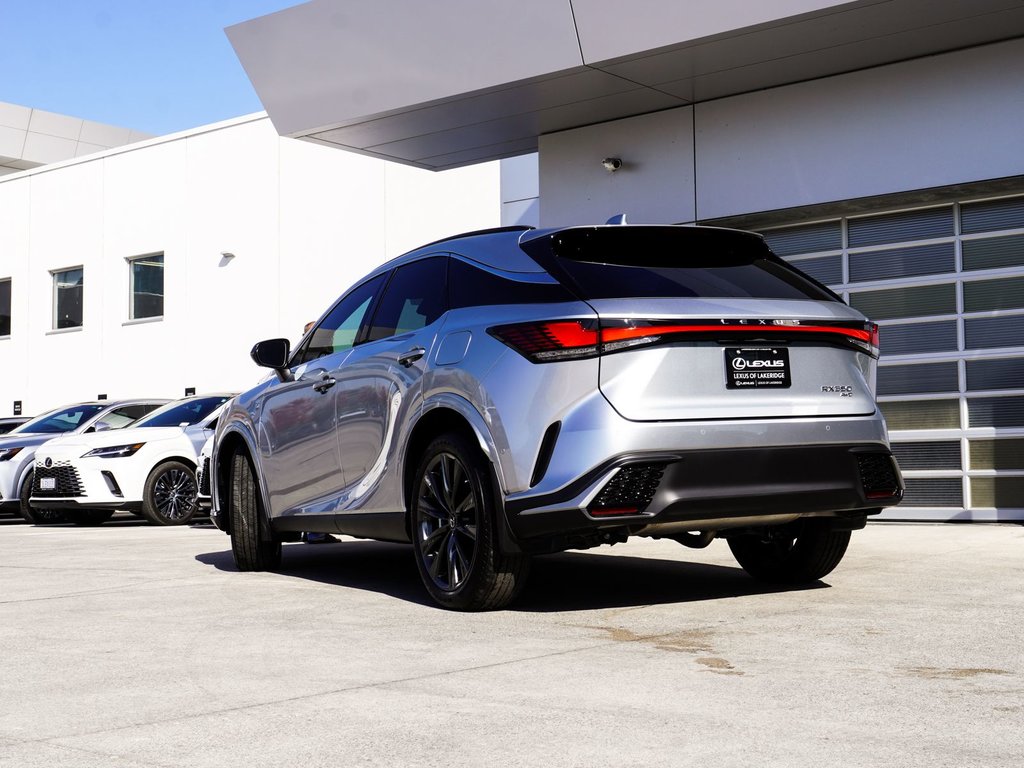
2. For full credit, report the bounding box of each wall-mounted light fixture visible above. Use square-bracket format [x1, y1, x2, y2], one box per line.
[602, 157, 622, 172]
[220, 251, 236, 260]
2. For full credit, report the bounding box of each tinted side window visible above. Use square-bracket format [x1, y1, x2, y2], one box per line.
[448, 259, 573, 309]
[293, 274, 386, 365]
[366, 257, 448, 342]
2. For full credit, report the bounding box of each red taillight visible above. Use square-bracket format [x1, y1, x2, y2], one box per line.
[490, 318, 880, 362]
[488, 320, 599, 362]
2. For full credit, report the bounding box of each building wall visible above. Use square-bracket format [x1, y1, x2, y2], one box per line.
[537, 38, 1024, 226]
[0, 115, 499, 416]
[0, 101, 151, 176]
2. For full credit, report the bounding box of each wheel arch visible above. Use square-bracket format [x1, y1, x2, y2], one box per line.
[213, 425, 269, 538]
[402, 396, 520, 552]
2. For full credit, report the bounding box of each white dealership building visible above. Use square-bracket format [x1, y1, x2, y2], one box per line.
[0, 107, 499, 419]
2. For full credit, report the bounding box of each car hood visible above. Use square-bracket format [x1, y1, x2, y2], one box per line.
[0, 432, 63, 450]
[38, 426, 189, 452]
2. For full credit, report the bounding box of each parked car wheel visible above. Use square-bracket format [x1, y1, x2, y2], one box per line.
[142, 461, 199, 526]
[411, 433, 529, 611]
[19, 472, 67, 525]
[72, 510, 115, 526]
[229, 451, 281, 571]
[727, 521, 851, 583]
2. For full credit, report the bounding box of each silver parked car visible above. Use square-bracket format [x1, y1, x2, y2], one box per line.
[210, 224, 903, 610]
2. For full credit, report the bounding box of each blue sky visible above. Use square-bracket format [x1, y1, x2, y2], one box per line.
[0, 1, 298, 136]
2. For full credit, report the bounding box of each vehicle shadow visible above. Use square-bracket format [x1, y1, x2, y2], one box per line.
[195, 539, 825, 612]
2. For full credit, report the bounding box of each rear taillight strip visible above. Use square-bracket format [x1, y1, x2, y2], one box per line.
[489, 319, 879, 363]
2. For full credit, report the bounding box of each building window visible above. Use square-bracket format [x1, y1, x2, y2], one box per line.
[52, 268, 83, 330]
[0, 279, 10, 336]
[129, 253, 164, 320]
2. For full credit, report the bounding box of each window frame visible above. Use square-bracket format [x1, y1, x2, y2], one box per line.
[127, 252, 165, 322]
[0, 277, 10, 338]
[51, 266, 84, 331]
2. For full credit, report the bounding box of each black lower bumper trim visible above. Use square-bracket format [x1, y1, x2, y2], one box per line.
[506, 443, 902, 543]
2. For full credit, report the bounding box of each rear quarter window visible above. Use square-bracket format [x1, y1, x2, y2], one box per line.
[448, 259, 573, 309]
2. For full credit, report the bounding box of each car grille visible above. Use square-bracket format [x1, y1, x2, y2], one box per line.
[33, 461, 86, 498]
[857, 453, 902, 500]
[198, 457, 211, 496]
[589, 463, 667, 516]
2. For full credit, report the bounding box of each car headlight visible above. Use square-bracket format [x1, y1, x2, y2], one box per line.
[82, 443, 146, 459]
[0, 446, 24, 461]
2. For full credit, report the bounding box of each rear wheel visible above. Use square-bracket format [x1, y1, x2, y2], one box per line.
[141, 461, 199, 525]
[19, 472, 67, 525]
[727, 520, 851, 583]
[411, 433, 529, 611]
[229, 451, 281, 571]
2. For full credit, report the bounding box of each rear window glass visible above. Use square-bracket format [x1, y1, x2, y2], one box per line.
[523, 227, 839, 302]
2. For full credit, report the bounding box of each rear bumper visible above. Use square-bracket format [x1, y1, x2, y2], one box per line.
[504, 443, 902, 548]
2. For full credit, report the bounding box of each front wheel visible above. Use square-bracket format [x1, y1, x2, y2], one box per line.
[727, 520, 851, 583]
[142, 461, 199, 525]
[229, 451, 281, 571]
[411, 433, 529, 611]
[19, 472, 67, 525]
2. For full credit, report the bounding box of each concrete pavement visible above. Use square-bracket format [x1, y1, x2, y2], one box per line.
[0, 518, 1021, 767]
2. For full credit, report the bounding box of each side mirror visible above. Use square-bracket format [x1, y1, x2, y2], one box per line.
[93, 421, 113, 433]
[250, 338, 293, 383]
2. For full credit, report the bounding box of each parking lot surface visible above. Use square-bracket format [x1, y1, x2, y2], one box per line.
[1, 517, 1021, 767]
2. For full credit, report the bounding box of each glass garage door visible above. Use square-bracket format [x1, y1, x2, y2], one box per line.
[761, 195, 1024, 521]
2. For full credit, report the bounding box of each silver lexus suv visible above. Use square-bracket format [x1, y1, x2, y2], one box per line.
[210, 224, 903, 610]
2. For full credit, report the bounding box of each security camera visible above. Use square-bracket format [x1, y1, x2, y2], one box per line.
[601, 157, 622, 172]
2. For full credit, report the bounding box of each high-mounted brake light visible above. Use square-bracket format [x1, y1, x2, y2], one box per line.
[489, 318, 880, 362]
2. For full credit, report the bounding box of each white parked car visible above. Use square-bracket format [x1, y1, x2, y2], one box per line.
[0, 399, 169, 524]
[195, 434, 214, 512]
[30, 394, 234, 526]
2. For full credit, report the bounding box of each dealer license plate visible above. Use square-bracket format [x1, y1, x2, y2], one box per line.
[725, 348, 791, 389]
[40, 477, 56, 490]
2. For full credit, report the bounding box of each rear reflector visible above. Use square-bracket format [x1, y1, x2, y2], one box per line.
[588, 463, 667, 517]
[856, 453, 903, 500]
[490, 318, 880, 362]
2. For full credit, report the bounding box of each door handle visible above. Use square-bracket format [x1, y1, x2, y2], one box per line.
[397, 347, 426, 367]
[312, 374, 336, 393]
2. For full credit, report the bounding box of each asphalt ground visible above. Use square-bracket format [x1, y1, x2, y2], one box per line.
[0, 515, 1021, 768]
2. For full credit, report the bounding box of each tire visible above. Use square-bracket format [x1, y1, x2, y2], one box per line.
[410, 433, 529, 611]
[727, 520, 852, 583]
[72, 510, 115, 526]
[229, 451, 281, 571]
[19, 472, 68, 525]
[141, 460, 199, 526]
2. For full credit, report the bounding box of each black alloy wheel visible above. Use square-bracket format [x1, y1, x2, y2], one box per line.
[142, 461, 199, 526]
[411, 433, 528, 611]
